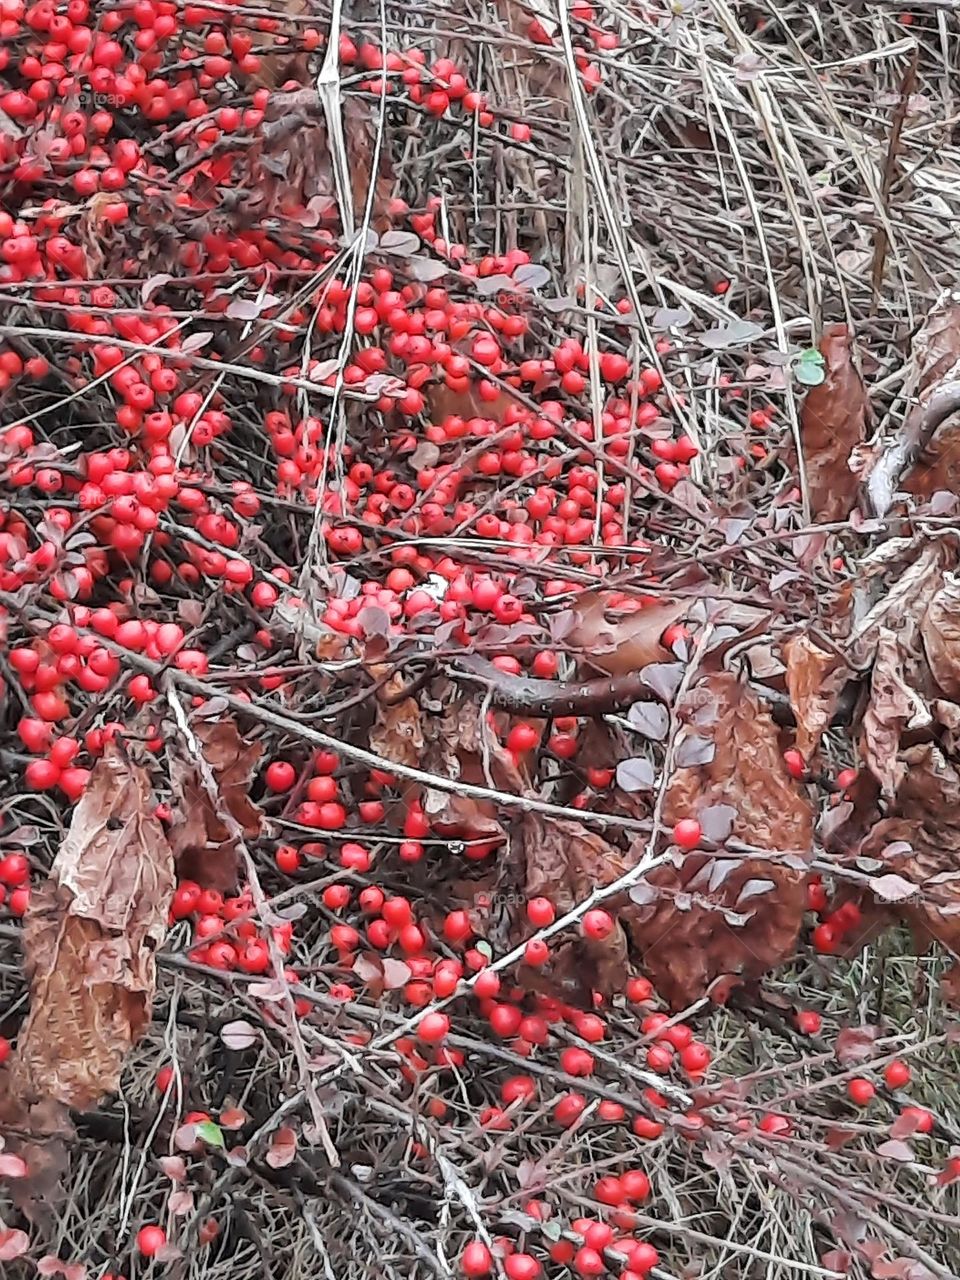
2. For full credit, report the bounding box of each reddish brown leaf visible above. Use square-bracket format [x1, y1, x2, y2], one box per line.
[860, 630, 927, 798]
[566, 593, 685, 677]
[265, 1126, 297, 1169]
[901, 294, 960, 500]
[11, 744, 173, 1112]
[370, 678, 424, 770]
[921, 572, 960, 698]
[168, 716, 262, 893]
[0, 1229, 30, 1261]
[799, 324, 870, 522]
[630, 674, 813, 1009]
[835, 1025, 880, 1066]
[783, 632, 849, 761]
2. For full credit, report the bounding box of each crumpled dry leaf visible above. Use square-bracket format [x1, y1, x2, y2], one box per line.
[633, 674, 813, 1009]
[168, 717, 262, 893]
[799, 325, 870, 522]
[902, 291, 960, 500]
[417, 693, 521, 847]
[783, 632, 849, 760]
[566, 593, 686, 677]
[13, 743, 173, 1109]
[860, 629, 931, 798]
[370, 676, 423, 770]
[837, 744, 960, 996]
[921, 571, 960, 698]
[0, 746, 173, 1223]
[514, 813, 638, 1002]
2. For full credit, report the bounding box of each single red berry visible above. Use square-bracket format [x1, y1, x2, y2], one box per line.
[461, 1241, 493, 1277]
[812, 922, 839, 954]
[884, 1059, 911, 1089]
[265, 761, 296, 792]
[672, 818, 702, 850]
[847, 1077, 876, 1105]
[680, 1042, 711, 1074]
[418, 1012, 450, 1043]
[526, 896, 555, 927]
[795, 1010, 822, 1035]
[137, 1225, 166, 1256]
[783, 748, 806, 779]
[582, 908, 614, 940]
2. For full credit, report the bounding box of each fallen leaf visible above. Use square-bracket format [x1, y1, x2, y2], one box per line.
[566, 593, 685, 678]
[799, 324, 870, 522]
[861, 630, 928, 797]
[631, 673, 813, 1009]
[0, 1229, 30, 1261]
[265, 1126, 297, 1168]
[876, 1139, 914, 1163]
[10, 744, 172, 1119]
[221, 1021, 258, 1051]
[921, 571, 960, 698]
[835, 1025, 880, 1065]
[168, 716, 263, 893]
[783, 632, 849, 760]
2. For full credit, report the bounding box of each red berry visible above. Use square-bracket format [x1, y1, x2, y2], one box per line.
[884, 1059, 911, 1089]
[672, 818, 702, 850]
[461, 1241, 493, 1277]
[137, 1225, 166, 1256]
[526, 896, 555, 927]
[418, 1012, 450, 1043]
[795, 1010, 822, 1035]
[582, 908, 614, 940]
[847, 1077, 876, 1105]
[265, 761, 296, 792]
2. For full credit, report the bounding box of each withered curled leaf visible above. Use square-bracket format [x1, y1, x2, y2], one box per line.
[13, 742, 174, 1111]
[921, 571, 960, 698]
[168, 716, 262, 893]
[629, 673, 813, 1009]
[783, 632, 849, 761]
[799, 324, 869, 523]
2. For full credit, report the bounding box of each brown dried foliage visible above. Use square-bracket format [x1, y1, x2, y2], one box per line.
[902, 293, 960, 499]
[566, 593, 686, 677]
[487, 675, 813, 1011]
[514, 813, 638, 1003]
[847, 745, 960, 998]
[168, 717, 263, 893]
[783, 632, 849, 761]
[640, 674, 813, 1009]
[0, 746, 173, 1221]
[799, 324, 870, 522]
[248, 92, 394, 232]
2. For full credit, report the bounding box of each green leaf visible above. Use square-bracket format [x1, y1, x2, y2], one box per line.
[794, 348, 826, 387]
[195, 1121, 225, 1149]
[541, 1220, 563, 1242]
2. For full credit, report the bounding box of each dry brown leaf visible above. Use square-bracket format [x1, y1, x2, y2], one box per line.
[902, 292, 960, 499]
[633, 674, 813, 1009]
[0, 746, 173, 1223]
[860, 629, 930, 798]
[839, 744, 960, 995]
[566, 593, 686, 677]
[515, 813, 637, 1001]
[799, 324, 870, 522]
[417, 693, 521, 845]
[783, 632, 849, 760]
[168, 717, 262, 893]
[370, 677, 424, 770]
[921, 571, 960, 698]
[13, 744, 173, 1109]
